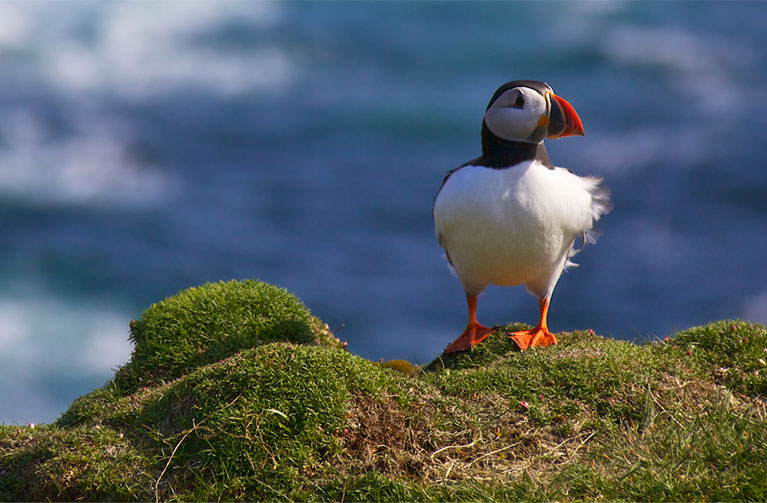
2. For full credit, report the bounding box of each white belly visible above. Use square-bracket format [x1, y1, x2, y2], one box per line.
[434, 160, 599, 296]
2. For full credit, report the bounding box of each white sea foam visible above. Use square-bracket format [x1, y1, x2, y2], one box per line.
[605, 26, 715, 76]
[0, 1, 292, 99]
[602, 25, 754, 116]
[78, 318, 134, 374]
[0, 294, 133, 374]
[0, 108, 171, 207]
[0, 304, 31, 353]
[0, 3, 33, 49]
[0, 290, 134, 423]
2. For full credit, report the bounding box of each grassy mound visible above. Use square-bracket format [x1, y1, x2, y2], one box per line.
[112, 280, 339, 393]
[2, 280, 767, 501]
[55, 344, 424, 501]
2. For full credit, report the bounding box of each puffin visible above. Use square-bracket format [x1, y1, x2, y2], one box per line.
[433, 80, 611, 353]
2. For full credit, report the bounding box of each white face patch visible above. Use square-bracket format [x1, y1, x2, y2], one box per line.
[483, 87, 548, 143]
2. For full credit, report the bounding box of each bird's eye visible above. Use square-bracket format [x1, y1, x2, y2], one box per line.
[513, 94, 524, 108]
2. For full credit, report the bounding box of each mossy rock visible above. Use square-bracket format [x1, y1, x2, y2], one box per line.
[112, 280, 336, 393]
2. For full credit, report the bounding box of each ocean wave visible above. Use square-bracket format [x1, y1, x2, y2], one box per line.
[581, 125, 712, 175]
[601, 25, 754, 115]
[0, 1, 292, 99]
[0, 293, 133, 377]
[0, 3, 33, 50]
[0, 290, 133, 423]
[0, 108, 171, 207]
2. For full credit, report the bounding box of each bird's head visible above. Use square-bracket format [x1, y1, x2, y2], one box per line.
[482, 80, 584, 145]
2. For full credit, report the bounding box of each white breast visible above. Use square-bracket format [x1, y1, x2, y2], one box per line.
[433, 160, 607, 297]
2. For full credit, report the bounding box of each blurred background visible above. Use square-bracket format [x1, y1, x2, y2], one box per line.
[0, 2, 765, 424]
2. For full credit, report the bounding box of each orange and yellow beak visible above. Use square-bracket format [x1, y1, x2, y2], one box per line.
[547, 92, 584, 139]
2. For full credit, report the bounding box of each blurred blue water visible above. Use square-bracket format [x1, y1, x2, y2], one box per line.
[1, 2, 766, 424]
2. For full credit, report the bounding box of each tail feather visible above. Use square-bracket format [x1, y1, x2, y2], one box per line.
[565, 177, 611, 269]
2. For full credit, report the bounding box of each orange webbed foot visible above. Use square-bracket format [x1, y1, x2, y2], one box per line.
[444, 322, 497, 354]
[509, 327, 558, 351]
[509, 296, 558, 351]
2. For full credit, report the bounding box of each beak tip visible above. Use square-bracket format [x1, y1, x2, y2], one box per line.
[548, 92, 584, 139]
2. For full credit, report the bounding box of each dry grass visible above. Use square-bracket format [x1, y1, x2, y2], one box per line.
[335, 385, 599, 490]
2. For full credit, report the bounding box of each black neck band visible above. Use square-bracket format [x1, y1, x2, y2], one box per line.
[477, 122, 552, 168]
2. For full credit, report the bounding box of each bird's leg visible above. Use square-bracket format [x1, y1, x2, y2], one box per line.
[509, 296, 558, 351]
[443, 293, 496, 354]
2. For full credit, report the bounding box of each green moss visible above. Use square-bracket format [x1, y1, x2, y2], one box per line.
[375, 359, 421, 377]
[0, 424, 151, 502]
[3, 280, 767, 502]
[113, 280, 336, 393]
[131, 344, 421, 500]
[424, 328, 658, 427]
[316, 474, 557, 502]
[53, 341, 429, 501]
